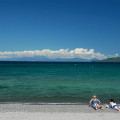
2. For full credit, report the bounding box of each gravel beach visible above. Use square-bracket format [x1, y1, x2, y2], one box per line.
[0, 103, 120, 120]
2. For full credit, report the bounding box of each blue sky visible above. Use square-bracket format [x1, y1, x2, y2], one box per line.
[0, 0, 120, 60]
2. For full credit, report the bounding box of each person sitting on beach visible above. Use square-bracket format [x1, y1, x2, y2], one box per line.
[110, 99, 120, 111]
[89, 95, 103, 110]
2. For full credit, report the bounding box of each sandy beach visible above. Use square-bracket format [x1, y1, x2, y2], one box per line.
[0, 103, 120, 120]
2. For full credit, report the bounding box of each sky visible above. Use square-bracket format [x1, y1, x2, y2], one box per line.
[0, 0, 120, 61]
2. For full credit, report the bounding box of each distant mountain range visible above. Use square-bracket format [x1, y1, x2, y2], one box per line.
[0, 56, 97, 62]
[2, 56, 120, 62]
[93, 57, 120, 62]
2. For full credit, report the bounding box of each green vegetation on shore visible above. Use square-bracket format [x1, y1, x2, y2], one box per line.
[93, 57, 120, 62]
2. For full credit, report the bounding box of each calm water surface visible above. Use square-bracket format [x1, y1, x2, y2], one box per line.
[0, 61, 120, 104]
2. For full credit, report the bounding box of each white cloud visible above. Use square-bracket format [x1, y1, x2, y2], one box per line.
[114, 54, 119, 58]
[108, 53, 119, 58]
[0, 48, 107, 60]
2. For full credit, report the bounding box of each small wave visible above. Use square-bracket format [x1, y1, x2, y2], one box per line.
[0, 85, 9, 89]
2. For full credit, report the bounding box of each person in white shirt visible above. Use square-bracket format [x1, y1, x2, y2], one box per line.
[110, 99, 120, 111]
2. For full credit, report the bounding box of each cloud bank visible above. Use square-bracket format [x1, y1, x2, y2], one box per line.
[0, 48, 107, 61]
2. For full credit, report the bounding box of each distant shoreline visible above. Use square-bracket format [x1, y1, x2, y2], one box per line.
[0, 60, 120, 63]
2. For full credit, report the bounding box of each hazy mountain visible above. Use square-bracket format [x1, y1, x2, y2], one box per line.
[0, 56, 97, 62]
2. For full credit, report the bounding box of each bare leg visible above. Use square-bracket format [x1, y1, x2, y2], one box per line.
[114, 107, 120, 111]
[101, 106, 103, 110]
[98, 106, 103, 110]
[94, 106, 97, 110]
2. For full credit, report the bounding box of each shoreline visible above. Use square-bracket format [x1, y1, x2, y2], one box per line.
[0, 102, 88, 105]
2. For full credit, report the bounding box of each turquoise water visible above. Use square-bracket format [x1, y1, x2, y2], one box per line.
[0, 61, 120, 104]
